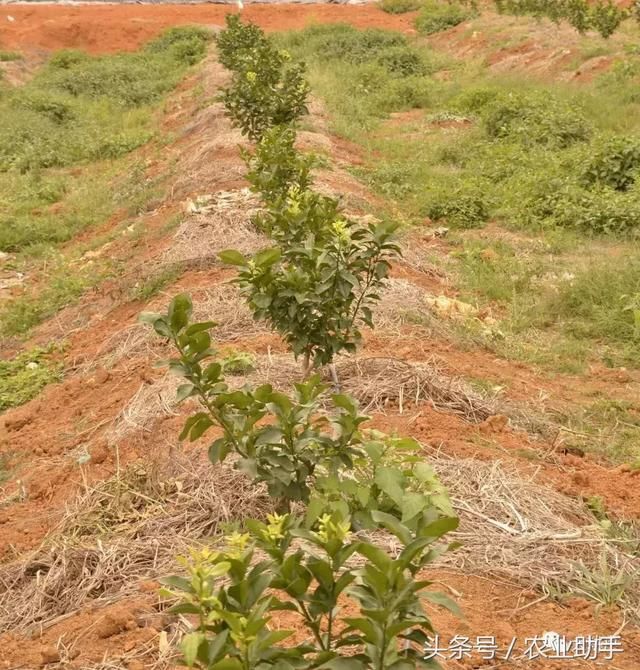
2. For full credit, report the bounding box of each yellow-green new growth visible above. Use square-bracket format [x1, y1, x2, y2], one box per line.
[313, 513, 351, 544]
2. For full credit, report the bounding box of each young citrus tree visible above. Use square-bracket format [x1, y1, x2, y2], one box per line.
[140, 295, 455, 523]
[220, 214, 400, 375]
[216, 18, 309, 142]
[242, 124, 316, 208]
[215, 14, 270, 72]
[163, 508, 459, 670]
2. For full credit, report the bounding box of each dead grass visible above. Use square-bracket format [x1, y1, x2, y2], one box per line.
[336, 356, 546, 435]
[82, 281, 267, 374]
[162, 188, 265, 266]
[2, 449, 637, 636]
[375, 277, 442, 332]
[105, 374, 181, 444]
[0, 456, 271, 634]
[433, 455, 640, 619]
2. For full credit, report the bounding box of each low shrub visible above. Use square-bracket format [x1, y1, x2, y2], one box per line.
[482, 92, 591, 148]
[164, 507, 458, 670]
[0, 26, 210, 172]
[41, 54, 182, 107]
[142, 294, 455, 526]
[0, 50, 22, 62]
[144, 25, 211, 65]
[293, 24, 407, 64]
[11, 90, 76, 124]
[243, 124, 316, 206]
[582, 137, 640, 192]
[386, 74, 434, 108]
[426, 188, 490, 228]
[279, 23, 426, 79]
[375, 45, 427, 76]
[221, 210, 400, 369]
[380, 0, 424, 13]
[415, 0, 475, 35]
[451, 85, 501, 114]
[527, 180, 640, 235]
[215, 13, 269, 71]
[541, 257, 640, 344]
[218, 45, 309, 141]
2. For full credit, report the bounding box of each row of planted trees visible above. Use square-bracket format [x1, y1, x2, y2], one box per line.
[493, 0, 634, 38]
[141, 16, 458, 670]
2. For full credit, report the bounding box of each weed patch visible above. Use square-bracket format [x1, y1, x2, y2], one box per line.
[0, 51, 21, 62]
[0, 27, 210, 175]
[380, 0, 423, 13]
[0, 346, 62, 411]
[415, 0, 476, 34]
[130, 265, 184, 303]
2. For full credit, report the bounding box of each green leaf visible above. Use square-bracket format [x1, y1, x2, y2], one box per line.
[160, 575, 191, 592]
[182, 632, 204, 667]
[186, 321, 216, 335]
[421, 590, 462, 616]
[209, 561, 232, 577]
[167, 603, 201, 615]
[138, 311, 161, 325]
[255, 425, 283, 445]
[418, 515, 459, 540]
[254, 247, 281, 267]
[152, 320, 172, 338]
[210, 659, 243, 670]
[168, 294, 192, 332]
[305, 495, 326, 526]
[206, 630, 230, 664]
[316, 659, 366, 670]
[370, 510, 412, 545]
[331, 393, 358, 413]
[209, 438, 232, 464]
[190, 414, 214, 441]
[343, 617, 381, 645]
[204, 362, 223, 382]
[374, 466, 405, 505]
[219, 249, 247, 266]
[253, 293, 272, 308]
[401, 492, 429, 523]
[355, 542, 391, 570]
[176, 383, 195, 402]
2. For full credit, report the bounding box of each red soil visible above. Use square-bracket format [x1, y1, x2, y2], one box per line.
[0, 4, 416, 55]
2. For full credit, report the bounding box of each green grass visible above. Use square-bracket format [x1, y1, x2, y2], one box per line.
[0, 346, 62, 411]
[0, 51, 22, 62]
[276, 24, 452, 137]
[0, 26, 210, 254]
[130, 265, 184, 302]
[379, 0, 423, 14]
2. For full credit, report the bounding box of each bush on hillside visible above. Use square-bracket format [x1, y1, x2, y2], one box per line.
[415, 0, 476, 35]
[380, 0, 424, 13]
[482, 92, 591, 148]
[582, 137, 640, 192]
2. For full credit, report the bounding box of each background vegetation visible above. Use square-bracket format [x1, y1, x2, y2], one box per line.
[277, 22, 640, 370]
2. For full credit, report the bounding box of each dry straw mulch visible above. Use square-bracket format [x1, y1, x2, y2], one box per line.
[0, 458, 270, 635]
[2, 448, 638, 638]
